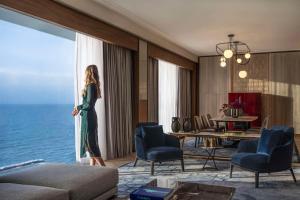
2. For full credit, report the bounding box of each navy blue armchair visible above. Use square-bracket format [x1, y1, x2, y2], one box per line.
[230, 126, 297, 188]
[134, 122, 184, 175]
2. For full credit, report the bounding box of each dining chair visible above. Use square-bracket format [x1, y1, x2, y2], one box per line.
[194, 116, 202, 147]
[201, 115, 210, 129]
[207, 113, 225, 132]
[247, 116, 270, 134]
[206, 114, 215, 127]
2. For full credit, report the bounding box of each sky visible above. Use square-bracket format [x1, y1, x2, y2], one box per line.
[0, 19, 75, 104]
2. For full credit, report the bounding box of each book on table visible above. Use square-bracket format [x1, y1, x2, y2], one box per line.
[130, 186, 173, 200]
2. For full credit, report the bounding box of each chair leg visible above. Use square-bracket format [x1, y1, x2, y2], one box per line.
[255, 172, 259, 188]
[194, 137, 198, 148]
[230, 163, 234, 178]
[133, 157, 138, 167]
[290, 168, 297, 183]
[151, 161, 155, 176]
[181, 159, 185, 172]
[182, 138, 185, 148]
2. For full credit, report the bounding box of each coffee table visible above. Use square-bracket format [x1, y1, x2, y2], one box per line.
[117, 179, 235, 200]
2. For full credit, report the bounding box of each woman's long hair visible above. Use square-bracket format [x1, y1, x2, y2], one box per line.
[82, 65, 101, 98]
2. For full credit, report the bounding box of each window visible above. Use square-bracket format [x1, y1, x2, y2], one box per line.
[0, 8, 75, 167]
[158, 60, 179, 132]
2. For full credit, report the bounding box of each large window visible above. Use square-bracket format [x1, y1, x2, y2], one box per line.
[0, 9, 75, 167]
[158, 60, 179, 132]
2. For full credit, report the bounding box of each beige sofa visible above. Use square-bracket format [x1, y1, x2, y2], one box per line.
[0, 163, 118, 200]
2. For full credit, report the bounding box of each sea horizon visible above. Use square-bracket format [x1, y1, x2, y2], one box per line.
[0, 104, 76, 167]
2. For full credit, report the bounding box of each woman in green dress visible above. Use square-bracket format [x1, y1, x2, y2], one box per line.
[72, 65, 105, 166]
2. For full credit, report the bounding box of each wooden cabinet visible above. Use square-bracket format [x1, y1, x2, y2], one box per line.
[228, 93, 261, 127]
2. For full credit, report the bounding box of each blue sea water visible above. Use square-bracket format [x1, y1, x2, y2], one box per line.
[0, 104, 76, 167]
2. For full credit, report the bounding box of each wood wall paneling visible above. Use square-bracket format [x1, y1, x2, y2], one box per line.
[138, 40, 148, 122]
[230, 51, 300, 134]
[199, 56, 229, 116]
[191, 63, 199, 117]
[148, 43, 196, 70]
[0, 0, 139, 50]
[268, 52, 300, 133]
[132, 52, 139, 128]
[232, 53, 270, 125]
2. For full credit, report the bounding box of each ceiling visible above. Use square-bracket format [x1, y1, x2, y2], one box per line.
[93, 0, 300, 56]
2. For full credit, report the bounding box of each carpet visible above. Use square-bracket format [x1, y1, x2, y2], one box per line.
[117, 140, 300, 200]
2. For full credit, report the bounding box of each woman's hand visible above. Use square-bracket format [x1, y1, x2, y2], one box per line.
[72, 107, 79, 116]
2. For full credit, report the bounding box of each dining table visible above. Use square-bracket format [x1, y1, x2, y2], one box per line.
[210, 115, 258, 131]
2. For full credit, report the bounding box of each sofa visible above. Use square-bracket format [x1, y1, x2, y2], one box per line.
[0, 163, 118, 200]
[230, 126, 297, 188]
[134, 123, 184, 175]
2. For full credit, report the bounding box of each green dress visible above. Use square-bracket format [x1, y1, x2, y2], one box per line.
[77, 83, 101, 158]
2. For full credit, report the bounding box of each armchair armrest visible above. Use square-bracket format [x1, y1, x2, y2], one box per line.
[165, 134, 180, 148]
[269, 142, 293, 171]
[135, 135, 147, 159]
[237, 139, 259, 153]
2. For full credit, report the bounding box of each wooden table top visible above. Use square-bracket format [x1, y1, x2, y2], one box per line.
[170, 131, 260, 140]
[210, 116, 258, 122]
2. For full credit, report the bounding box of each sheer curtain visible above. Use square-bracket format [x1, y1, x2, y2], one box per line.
[74, 33, 107, 161]
[158, 60, 179, 132]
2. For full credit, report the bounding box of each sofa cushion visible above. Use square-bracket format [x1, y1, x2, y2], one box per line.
[232, 153, 269, 171]
[0, 183, 68, 200]
[0, 163, 118, 200]
[147, 146, 182, 161]
[257, 129, 281, 155]
[142, 125, 165, 148]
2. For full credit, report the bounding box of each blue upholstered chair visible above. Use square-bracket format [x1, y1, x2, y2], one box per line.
[134, 122, 184, 175]
[230, 126, 297, 188]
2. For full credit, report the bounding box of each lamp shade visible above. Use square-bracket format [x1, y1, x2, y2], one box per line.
[220, 61, 226, 67]
[245, 53, 251, 59]
[239, 70, 247, 78]
[224, 49, 233, 58]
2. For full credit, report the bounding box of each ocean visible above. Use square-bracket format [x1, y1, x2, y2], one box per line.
[0, 104, 76, 167]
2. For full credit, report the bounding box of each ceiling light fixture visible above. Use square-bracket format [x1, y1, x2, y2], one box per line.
[216, 34, 251, 67]
[239, 70, 248, 78]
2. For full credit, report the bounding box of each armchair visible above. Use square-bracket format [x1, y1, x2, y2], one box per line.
[134, 122, 184, 175]
[230, 126, 296, 188]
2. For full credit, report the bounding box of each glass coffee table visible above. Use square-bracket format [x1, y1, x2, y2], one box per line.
[116, 178, 235, 200]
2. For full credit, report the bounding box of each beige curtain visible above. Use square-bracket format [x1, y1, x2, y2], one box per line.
[177, 67, 192, 121]
[103, 42, 133, 159]
[147, 57, 159, 122]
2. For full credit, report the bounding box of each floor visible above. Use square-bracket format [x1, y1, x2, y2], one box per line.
[105, 153, 135, 168]
[115, 139, 300, 200]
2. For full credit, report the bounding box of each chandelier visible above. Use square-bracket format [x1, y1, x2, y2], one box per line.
[216, 34, 251, 68]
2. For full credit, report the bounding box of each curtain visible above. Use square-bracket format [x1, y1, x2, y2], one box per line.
[158, 60, 179, 132]
[103, 42, 133, 159]
[74, 33, 107, 161]
[148, 57, 159, 122]
[177, 67, 192, 123]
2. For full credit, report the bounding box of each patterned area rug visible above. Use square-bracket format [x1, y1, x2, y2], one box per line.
[117, 140, 300, 200]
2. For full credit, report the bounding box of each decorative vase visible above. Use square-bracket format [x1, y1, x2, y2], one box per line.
[171, 117, 181, 133]
[183, 118, 192, 132]
[231, 108, 239, 118]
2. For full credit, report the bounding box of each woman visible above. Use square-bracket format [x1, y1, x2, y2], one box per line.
[72, 65, 105, 166]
